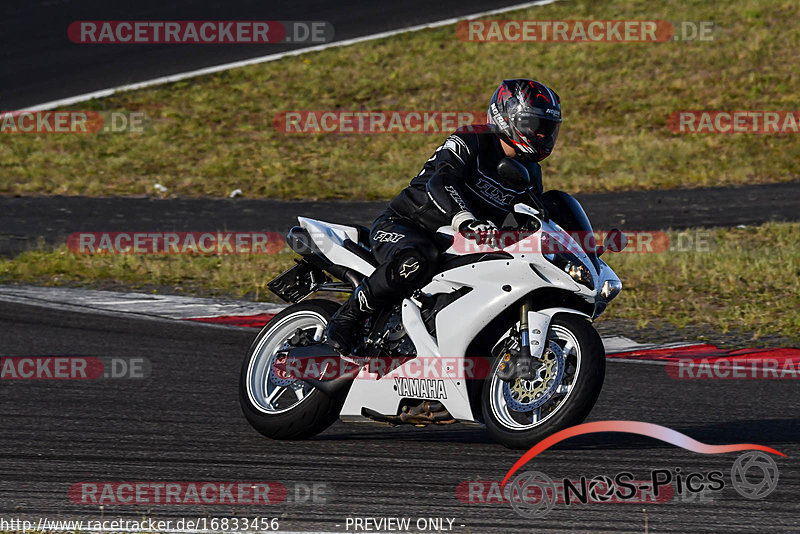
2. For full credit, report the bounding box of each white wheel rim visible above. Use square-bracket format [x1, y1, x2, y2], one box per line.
[245, 311, 327, 414]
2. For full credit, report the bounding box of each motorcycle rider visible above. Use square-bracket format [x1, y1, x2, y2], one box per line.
[326, 79, 562, 355]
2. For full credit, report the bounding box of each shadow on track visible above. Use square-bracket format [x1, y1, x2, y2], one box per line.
[311, 418, 800, 449]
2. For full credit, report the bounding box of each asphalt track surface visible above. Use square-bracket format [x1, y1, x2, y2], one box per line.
[1, 301, 798, 533]
[2, 180, 800, 256]
[2, 0, 535, 110]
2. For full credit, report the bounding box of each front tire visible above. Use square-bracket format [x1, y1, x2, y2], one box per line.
[239, 299, 345, 440]
[481, 314, 605, 449]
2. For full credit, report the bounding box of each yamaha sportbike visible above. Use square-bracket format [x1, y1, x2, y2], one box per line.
[239, 159, 627, 448]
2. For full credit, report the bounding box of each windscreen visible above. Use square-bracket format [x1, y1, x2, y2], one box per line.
[540, 189, 601, 272]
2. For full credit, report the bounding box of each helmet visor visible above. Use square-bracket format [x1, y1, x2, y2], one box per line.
[512, 115, 560, 162]
[513, 114, 560, 145]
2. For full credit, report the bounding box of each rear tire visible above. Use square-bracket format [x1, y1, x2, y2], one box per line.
[481, 314, 605, 449]
[239, 299, 346, 440]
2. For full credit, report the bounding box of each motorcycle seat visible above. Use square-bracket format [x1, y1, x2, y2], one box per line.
[354, 224, 373, 250]
[342, 224, 378, 267]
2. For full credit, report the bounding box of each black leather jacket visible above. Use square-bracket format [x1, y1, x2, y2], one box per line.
[388, 131, 544, 232]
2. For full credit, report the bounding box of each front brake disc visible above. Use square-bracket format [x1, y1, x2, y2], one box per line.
[502, 341, 565, 411]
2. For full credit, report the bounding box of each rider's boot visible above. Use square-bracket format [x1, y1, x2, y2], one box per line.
[325, 280, 382, 355]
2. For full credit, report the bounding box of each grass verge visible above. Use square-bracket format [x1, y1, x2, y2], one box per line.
[0, 246, 296, 303]
[2, 0, 799, 199]
[1, 222, 798, 341]
[609, 222, 800, 341]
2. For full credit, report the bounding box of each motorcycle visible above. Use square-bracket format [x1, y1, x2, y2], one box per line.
[239, 158, 627, 448]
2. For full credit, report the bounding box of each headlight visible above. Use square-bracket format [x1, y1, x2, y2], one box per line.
[600, 279, 622, 300]
[541, 233, 596, 290]
[566, 262, 594, 289]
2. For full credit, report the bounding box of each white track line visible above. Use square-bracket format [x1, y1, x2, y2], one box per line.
[606, 357, 677, 367]
[601, 334, 698, 354]
[22, 0, 560, 111]
[0, 285, 284, 318]
[0, 285, 283, 329]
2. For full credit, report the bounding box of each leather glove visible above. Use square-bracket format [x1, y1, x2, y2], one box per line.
[459, 218, 499, 248]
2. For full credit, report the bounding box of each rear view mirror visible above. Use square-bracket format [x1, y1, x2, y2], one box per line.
[497, 157, 530, 189]
[599, 228, 628, 255]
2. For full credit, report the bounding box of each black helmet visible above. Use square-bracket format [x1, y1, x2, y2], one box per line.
[487, 79, 562, 162]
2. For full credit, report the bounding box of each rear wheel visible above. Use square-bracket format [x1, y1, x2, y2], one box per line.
[481, 314, 605, 449]
[239, 299, 345, 440]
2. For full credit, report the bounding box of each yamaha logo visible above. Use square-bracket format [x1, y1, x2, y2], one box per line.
[394, 378, 447, 399]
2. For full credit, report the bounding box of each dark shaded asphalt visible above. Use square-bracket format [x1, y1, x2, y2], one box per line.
[2, 180, 799, 256]
[2, 0, 533, 110]
[0, 301, 798, 532]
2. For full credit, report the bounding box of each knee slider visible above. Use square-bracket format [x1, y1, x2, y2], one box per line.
[388, 248, 436, 289]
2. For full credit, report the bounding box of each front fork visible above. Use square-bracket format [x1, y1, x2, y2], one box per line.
[497, 298, 542, 382]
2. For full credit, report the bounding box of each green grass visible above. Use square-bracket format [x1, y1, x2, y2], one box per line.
[0, 245, 296, 302]
[2, 222, 798, 341]
[2, 0, 799, 199]
[608, 222, 800, 341]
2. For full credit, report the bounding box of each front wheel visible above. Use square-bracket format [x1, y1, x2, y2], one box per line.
[481, 314, 605, 449]
[239, 299, 345, 440]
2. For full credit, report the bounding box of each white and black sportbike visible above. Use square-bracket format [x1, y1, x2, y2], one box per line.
[239, 159, 627, 448]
